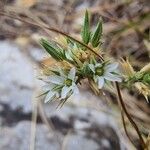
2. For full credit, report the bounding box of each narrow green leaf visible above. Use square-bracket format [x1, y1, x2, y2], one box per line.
[81, 10, 90, 44]
[91, 18, 103, 47]
[40, 38, 63, 61]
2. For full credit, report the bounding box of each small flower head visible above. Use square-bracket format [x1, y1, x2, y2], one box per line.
[42, 83, 60, 103]
[134, 82, 150, 102]
[120, 59, 135, 77]
[42, 67, 79, 103]
[89, 62, 122, 89]
[120, 60, 150, 102]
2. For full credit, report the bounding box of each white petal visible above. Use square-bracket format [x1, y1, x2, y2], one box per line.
[44, 91, 55, 103]
[61, 86, 71, 99]
[98, 77, 105, 89]
[105, 63, 118, 72]
[95, 63, 102, 68]
[89, 64, 95, 73]
[42, 84, 55, 91]
[47, 75, 65, 85]
[68, 67, 76, 80]
[73, 85, 79, 94]
[104, 73, 122, 82]
[42, 85, 50, 91]
[56, 92, 59, 98]
[58, 68, 66, 77]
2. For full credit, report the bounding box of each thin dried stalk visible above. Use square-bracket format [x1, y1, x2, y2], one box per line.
[115, 82, 146, 150]
[30, 97, 38, 150]
[0, 11, 104, 61]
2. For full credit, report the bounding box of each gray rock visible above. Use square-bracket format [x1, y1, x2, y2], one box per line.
[43, 105, 123, 150]
[0, 121, 62, 150]
[0, 41, 35, 113]
[0, 116, 122, 150]
[29, 46, 46, 62]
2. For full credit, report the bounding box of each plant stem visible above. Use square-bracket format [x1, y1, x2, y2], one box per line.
[121, 111, 136, 147]
[115, 82, 146, 149]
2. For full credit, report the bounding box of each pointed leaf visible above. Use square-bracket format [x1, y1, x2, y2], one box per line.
[91, 18, 103, 47]
[40, 39, 63, 61]
[81, 10, 90, 44]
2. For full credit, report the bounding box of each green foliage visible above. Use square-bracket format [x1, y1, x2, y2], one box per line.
[81, 11, 103, 48]
[91, 18, 103, 47]
[81, 10, 90, 44]
[143, 74, 150, 84]
[134, 72, 144, 80]
[81, 62, 91, 77]
[40, 38, 65, 61]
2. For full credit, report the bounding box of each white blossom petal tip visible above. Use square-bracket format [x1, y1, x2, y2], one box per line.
[68, 67, 76, 80]
[48, 75, 65, 85]
[105, 62, 119, 72]
[44, 91, 55, 103]
[104, 73, 122, 82]
[98, 77, 105, 89]
[73, 85, 79, 94]
[61, 86, 71, 99]
[89, 64, 95, 73]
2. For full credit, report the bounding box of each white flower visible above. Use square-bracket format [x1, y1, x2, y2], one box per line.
[89, 62, 122, 89]
[42, 83, 59, 103]
[44, 67, 79, 102]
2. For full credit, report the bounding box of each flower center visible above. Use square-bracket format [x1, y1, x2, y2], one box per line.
[65, 78, 72, 86]
[95, 67, 104, 76]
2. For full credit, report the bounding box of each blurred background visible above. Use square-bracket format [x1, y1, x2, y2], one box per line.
[0, 0, 149, 150]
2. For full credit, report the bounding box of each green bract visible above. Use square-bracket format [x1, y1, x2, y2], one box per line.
[91, 18, 103, 47]
[143, 74, 150, 84]
[81, 11, 103, 48]
[81, 10, 90, 44]
[40, 38, 65, 61]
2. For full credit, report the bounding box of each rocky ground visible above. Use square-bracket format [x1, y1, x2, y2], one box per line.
[0, 41, 126, 150]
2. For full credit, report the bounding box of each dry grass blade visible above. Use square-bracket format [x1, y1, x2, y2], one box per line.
[0, 11, 104, 61]
[38, 100, 55, 132]
[121, 111, 136, 148]
[115, 82, 146, 149]
[30, 95, 38, 150]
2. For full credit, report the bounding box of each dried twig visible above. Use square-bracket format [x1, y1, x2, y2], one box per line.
[0, 11, 104, 61]
[115, 82, 146, 150]
[38, 100, 55, 132]
[30, 96, 38, 150]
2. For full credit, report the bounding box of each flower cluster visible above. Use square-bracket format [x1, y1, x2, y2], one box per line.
[43, 10, 150, 104]
[89, 62, 121, 89]
[39, 11, 122, 103]
[121, 59, 150, 101]
[42, 68, 79, 103]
